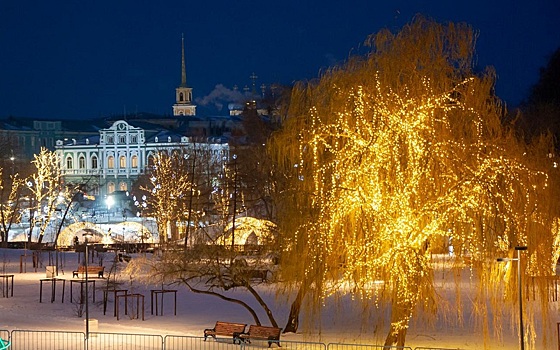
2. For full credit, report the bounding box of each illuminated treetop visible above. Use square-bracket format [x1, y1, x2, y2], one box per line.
[270, 16, 560, 347]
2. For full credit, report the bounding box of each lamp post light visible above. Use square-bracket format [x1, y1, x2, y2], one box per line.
[133, 195, 148, 246]
[83, 232, 93, 343]
[497, 246, 528, 350]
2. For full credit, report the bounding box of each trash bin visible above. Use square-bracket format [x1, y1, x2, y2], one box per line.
[46, 266, 57, 278]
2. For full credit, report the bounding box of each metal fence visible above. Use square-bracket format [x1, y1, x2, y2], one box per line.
[10, 330, 84, 349]
[0, 330, 464, 350]
[165, 335, 250, 350]
[89, 332, 163, 350]
[328, 343, 412, 350]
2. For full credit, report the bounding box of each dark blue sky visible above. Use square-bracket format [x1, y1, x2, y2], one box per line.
[1, 1, 559, 119]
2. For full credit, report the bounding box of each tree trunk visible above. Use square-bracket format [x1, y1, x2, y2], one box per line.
[283, 283, 307, 333]
[384, 287, 414, 347]
[184, 281, 261, 325]
[245, 284, 278, 327]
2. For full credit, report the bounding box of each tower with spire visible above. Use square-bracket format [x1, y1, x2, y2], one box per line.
[173, 34, 196, 117]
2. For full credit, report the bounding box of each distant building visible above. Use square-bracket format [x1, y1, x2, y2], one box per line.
[0, 118, 102, 164]
[173, 35, 196, 117]
[55, 119, 229, 199]
[1, 37, 277, 203]
[55, 38, 232, 200]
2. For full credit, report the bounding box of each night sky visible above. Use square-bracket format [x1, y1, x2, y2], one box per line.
[1, 1, 559, 120]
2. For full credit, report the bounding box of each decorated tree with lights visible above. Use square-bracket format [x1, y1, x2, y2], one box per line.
[26, 148, 63, 244]
[139, 149, 194, 244]
[0, 167, 24, 245]
[270, 17, 560, 347]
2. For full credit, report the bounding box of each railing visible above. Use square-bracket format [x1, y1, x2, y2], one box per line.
[0, 330, 467, 350]
[328, 343, 412, 350]
[89, 332, 162, 350]
[10, 329, 84, 349]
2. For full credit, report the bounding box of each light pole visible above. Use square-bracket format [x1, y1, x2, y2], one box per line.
[497, 246, 527, 350]
[83, 232, 93, 343]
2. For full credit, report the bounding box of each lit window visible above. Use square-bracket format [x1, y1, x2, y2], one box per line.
[120, 182, 127, 191]
[107, 182, 115, 193]
[78, 156, 85, 169]
[120, 156, 126, 168]
[131, 155, 138, 168]
[108, 156, 115, 169]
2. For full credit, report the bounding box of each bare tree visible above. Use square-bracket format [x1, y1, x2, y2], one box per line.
[130, 143, 282, 327]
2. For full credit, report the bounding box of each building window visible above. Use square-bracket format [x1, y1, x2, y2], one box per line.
[108, 136, 114, 144]
[131, 135, 138, 143]
[107, 182, 115, 194]
[180, 92, 184, 101]
[131, 155, 138, 168]
[108, 156, 115, 169]
[119, 182, 127, 191]
[120, 156, 126, 168]
[66, 156, 73, 169]
[78, 156, 85, 169]
[119, 135, 126, 144]
[91, 155, 98, 169]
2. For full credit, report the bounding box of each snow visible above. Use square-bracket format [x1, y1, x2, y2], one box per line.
[0, 248, 553, 349]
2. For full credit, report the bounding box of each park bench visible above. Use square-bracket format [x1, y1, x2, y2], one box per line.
[235, 324, 282, 347]
[204, 321, 246, 341]
[72, 266, 105, 278]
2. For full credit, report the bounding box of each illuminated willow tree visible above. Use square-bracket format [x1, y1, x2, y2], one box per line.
[270, 17, 560, 347]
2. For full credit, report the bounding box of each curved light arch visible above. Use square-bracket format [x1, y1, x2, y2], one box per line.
[57, 222, 105, 247]
[220, 217, 277, 246]
[57, 221, 154, 246]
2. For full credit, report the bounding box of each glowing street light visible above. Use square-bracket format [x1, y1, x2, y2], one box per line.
[106, 196, 114, 210]
[497, 246, 528, 350]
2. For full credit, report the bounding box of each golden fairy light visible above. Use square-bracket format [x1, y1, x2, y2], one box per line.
[141, 150, 194, 243]
[271, 17, 560, 347]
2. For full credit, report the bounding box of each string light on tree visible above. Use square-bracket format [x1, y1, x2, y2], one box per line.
[271, 17, 560, 347]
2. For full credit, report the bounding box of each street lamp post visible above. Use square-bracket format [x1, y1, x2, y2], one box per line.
[83, 232, 93, 344]
[497, 246, 527, 350]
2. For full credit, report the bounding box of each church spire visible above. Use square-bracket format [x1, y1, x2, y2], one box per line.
[181, 33, 187, 87]
[173, 34, 196, 117]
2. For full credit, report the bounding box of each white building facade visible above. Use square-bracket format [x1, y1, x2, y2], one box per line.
[56, 119, 229, 199]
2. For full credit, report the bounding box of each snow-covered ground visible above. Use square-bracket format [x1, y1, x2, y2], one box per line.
[0, 248, 555, 349]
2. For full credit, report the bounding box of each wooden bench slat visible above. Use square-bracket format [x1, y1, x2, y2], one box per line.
[237, 325, 282, 347]
[204, 321, 246, 341]
[72, 266, 105, 278]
